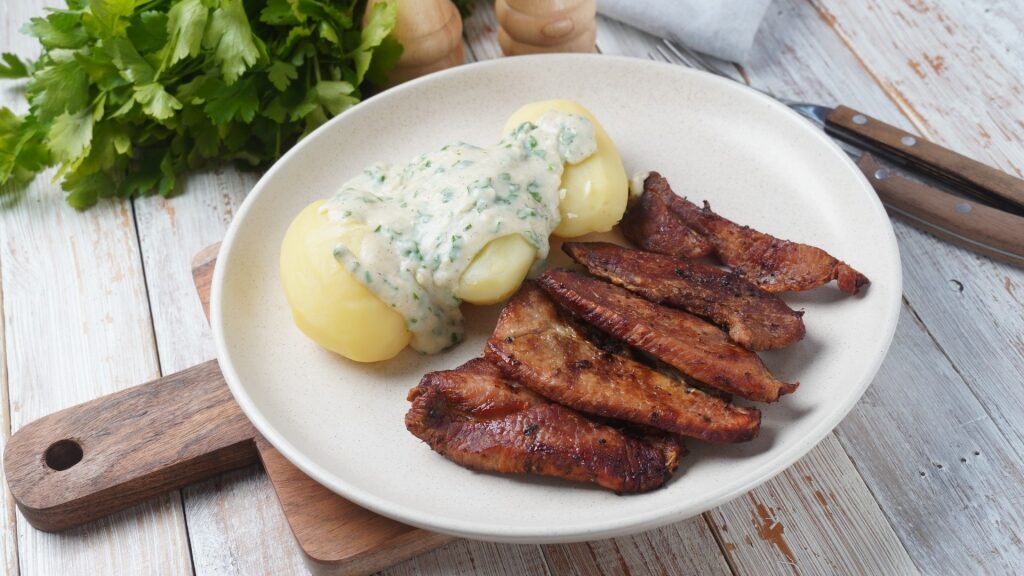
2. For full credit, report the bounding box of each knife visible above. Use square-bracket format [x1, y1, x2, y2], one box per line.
[654, 40, 1024, 268]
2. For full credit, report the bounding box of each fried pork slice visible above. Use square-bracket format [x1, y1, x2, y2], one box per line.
[575, 315, 735, 402]
[485, 284, 761, 442]
[539, 269, 797, 402]
[406, 358, 683, 493]
[620, 175, 713, 258]
[563, 242, 806, 351]
[645, 172, 870, 295]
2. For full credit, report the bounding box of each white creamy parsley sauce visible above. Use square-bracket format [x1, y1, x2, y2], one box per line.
[323, 111, 598, 354]
[629, 171, 651, 202]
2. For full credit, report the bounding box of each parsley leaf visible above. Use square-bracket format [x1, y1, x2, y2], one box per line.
[165, 0, 209, 66]
[22, 12, 89, 50]
[63, 170, 115, 209]
[128, 11, 170, 54]
[204, 76, 259, 123]
[364, 36, 403, 87]
[204, 0, 261, 85]
[106, 37, 156, 84]
[134, 83, 183, 120]
[89, 0, 136, 37]
[267, 59, 297, 91]
[0, 0, 401, 208]
[259, 0, 298, 26]
[0, 109, 50, 195]
[48, 109, 94, 170]
[355, 0, 398, 84]
[315, 81, 357, 115]
[0, 53, 29, 79]
[27, 57, 90, 122]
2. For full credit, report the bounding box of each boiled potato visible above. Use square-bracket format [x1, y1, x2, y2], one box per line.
[281, 204, 534, 361]
[280, 201, 411, 362]
[456, 234, 536, 305]
[504, 100, 628, 238]
[284, 101, 625, 362]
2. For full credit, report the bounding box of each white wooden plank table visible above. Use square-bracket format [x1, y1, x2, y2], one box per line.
[2, 0, 1022, 573]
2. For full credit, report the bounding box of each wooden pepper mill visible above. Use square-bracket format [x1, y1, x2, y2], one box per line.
[367, 0, 465, 86]
[495, 0, 597, 56]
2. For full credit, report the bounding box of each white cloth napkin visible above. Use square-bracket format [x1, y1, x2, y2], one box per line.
[597, 0, 773, 63]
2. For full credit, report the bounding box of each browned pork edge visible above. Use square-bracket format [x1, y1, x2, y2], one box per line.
[620, 175, 712, 259]
[539, 268, 798, 402]
[406, 358, 683, 493]
[485, 284, 761, 442]
[645, 172, 869, 295]
[563, 241, 806, 351]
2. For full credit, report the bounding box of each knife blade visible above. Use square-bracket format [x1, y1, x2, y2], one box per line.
[656, 40, 1024, 268]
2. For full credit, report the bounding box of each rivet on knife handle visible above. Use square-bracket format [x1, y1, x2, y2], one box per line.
[856, 153, 1024, 268]
[827, 105, 1024, 212]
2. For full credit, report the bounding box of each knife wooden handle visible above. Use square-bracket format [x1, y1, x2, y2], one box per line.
[855, 154, 1024, 267]
[2, 360, 259, 531]
[827, 105, 1024, 212]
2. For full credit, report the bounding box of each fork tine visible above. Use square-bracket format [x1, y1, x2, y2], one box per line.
[654, 45, 678, 65]
[648, 49, 669, 63]
[659, 38, 795, 105]
[662, 38, 726, 77]
[657, 41, 686, 65]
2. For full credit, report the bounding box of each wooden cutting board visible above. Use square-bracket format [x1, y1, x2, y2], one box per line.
[3, 243, 453, 576]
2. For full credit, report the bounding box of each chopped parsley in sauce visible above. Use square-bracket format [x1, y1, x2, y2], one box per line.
[324, 112, 597, 353]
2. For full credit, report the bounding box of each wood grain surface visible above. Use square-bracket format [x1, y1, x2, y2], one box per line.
[1, 2, 192, 574]
[734, 3, 1024, 573]
[4, 360, 258, 531]
[195, 245, 456, 575]
[1, 0, 1022, 573]
[603, 14, 921, 576]
[0, 236, 19, 576]
[3, 239, 457, 571]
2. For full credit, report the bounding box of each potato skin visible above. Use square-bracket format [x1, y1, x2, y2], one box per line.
[280, 201, 411, 362]
[504, 99, 629, 238]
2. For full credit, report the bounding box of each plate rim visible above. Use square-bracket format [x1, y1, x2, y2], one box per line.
[211, 53, 903, 544]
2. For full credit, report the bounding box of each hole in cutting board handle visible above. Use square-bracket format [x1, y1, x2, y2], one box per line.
[44, 439, 83, 471]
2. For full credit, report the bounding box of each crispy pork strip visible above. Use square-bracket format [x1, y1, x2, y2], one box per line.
[574, 315, 735, 402]
[645, 172, 870, 295]
[620, 176, 713, 258]
[485, 284, 761, 442]
[563, 242, 806, 351]
[406, 358, 683, 493]
[539, 270, 797, 402]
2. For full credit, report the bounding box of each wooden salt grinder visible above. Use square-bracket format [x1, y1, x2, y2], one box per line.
[368, 0, 465, 86]
[495, 0, 597, 55]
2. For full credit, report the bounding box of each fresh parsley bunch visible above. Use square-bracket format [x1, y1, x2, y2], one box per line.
[0, 0, 401, 209]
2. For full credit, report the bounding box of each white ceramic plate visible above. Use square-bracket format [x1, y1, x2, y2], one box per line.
[212, 54, 902, 544]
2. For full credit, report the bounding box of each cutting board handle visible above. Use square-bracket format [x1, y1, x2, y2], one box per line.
[3, 360, 259, 531]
